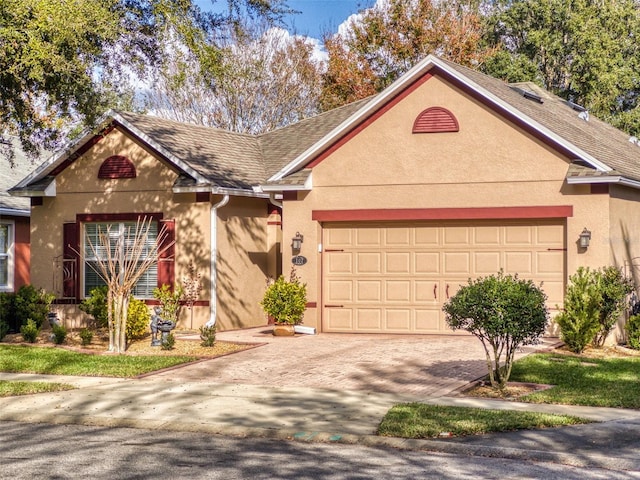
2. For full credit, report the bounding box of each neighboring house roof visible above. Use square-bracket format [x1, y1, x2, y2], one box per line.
[1, 140, 41, 216]
[9, 55, 640, 198]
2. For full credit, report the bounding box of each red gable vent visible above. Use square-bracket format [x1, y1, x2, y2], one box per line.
[98, 155, 137, 179]
[412, 107, 459, 133]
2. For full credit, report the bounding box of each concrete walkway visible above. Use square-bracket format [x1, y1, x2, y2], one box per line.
[1, 330, 639, 471]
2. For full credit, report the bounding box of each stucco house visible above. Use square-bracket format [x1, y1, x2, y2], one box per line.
[10, 55, 640, 336]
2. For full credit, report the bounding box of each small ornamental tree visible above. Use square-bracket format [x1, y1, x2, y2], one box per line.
[443, 272, 549, 390]
[593, 266, 633, 347]
[556, 267, 603, 353]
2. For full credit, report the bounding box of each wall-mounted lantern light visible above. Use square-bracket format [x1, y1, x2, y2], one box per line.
[292, 232, 304, 252]
[579, 227, 591, 249]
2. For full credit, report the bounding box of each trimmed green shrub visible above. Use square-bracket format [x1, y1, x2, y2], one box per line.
[626, 314, 640, 350]
[199, 324, 216, 347]
[161, 332, 175, 350]
[13, 285, 54, 330]
[20, 319, 40, 343]
[52, 324, 67, 344]
[126, 298, 150, 341]
[79, 286, 109, 328]
[0, 318, 8, 341]
[593, 266, 633, 347]
[79, 328, 94, 346]
[260, 268, 307, 325]
[443, 271, 548, 389]
[0, 292, 15, 332]
[556, 267, 601, 353]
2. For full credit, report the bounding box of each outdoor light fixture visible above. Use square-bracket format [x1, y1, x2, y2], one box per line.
[292, 232, 304, 252]
[579, 227, 591, 249]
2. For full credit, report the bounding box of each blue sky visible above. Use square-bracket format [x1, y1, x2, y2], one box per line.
[196, 0, 376, 39]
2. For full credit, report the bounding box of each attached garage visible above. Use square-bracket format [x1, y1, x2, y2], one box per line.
[322, 220, 566, 334]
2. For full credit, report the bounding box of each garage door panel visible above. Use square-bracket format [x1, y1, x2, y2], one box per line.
[505, 225, 532, 244]
[386, 227, 411, 246]
[357, 280, 382, 302]
[327, 280, 353, 302]
[386, 280, 411, 302]
[415, 309, 442, 332]
[356, 309, 382, 329]
[475, 251, 501, 274]
[504, 251, 533, 275]
[323, 222, 565, 334]
[416, 252, 440, 274]
[325, 308, 353, 331]
[356, 228, 381, 246]
[385, 309, 411, 331]
[415, 227, 440, 246]
[537, 251, 564, 275]
[474, 226, 501, 245]
[356, 252, 382, 274]
[443, 252, 471, 274]
[444, 226, 470, 245]
[386, 252, 411, 273]
[326, 252, 352, 274]
[415, 280, 437, 303]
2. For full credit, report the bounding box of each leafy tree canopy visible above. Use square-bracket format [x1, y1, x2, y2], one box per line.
[483, 0, 640, 135]
[0, 0, 288, 165]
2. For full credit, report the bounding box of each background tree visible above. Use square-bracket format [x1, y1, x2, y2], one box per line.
[320, 0, 494, 110]
[0, 0, 288, 165]
[483, 0, 640, 135]
[145, 22, 322, 133]
[443, 272, 549, 390]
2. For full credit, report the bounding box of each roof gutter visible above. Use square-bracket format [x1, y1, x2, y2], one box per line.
[0, 208, 30, 217]
[566, 175, 640, 190]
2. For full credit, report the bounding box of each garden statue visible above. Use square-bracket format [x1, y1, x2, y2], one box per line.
[150, 306, 176, 346]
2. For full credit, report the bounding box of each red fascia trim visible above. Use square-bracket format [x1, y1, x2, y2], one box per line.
[307, 73, 434, 168]
[312, 206, 574, 222]
[77, 212, 163, 223]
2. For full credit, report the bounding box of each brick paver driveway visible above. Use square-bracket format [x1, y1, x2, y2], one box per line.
[152, 328, 556, 398]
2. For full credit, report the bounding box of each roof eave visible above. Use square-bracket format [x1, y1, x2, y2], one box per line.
[269, 55, 614, 182]
[9, 178, 56, 197]
[0, 208, 30, 217]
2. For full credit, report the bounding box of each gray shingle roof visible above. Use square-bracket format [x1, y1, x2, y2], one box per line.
[1, 140, 41, 213]
[439, 59, 640, 182]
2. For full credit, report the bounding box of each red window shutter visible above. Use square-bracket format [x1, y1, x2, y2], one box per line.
[158, 219, 175, 288]
[412, 107, 459, 133]
[63, 222, 79, 300]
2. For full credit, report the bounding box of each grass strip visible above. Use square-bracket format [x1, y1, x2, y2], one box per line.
[0, 380, 75, 397]
[0, 345, 197, 377]
[509, 353, 640, 408]
[377, 403, 591, 439]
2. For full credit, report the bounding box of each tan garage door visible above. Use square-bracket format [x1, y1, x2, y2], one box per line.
[322, 220, 565, 334]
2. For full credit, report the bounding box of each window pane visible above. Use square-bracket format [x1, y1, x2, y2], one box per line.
[0, 258, 7, 287]
[0, 225, 7, 253]
[84, 221, 158, 298]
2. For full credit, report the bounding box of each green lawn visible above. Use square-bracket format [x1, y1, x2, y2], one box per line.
[509, 353, 640, 408]
[377, 403, 589, 439]
[0, 344, 198, 378]
[0, 380, 75, 397]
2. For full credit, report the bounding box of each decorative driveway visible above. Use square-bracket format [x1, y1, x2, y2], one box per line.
[151, 328, 558, 398]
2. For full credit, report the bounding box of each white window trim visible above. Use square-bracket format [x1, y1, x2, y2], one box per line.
[0, 220, 15, 292]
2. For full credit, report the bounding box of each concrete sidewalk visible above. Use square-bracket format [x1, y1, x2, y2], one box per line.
[1, 371, 640, 471]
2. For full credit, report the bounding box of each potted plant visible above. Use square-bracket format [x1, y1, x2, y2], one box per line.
[261, 267, 307, 336]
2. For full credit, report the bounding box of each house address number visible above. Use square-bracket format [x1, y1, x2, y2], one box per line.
[291, 255, 307, 266]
